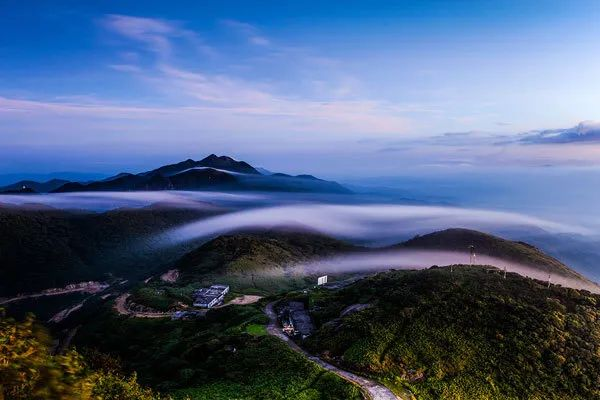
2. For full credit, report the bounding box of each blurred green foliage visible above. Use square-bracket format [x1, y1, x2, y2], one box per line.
[0, 310, 170, 400]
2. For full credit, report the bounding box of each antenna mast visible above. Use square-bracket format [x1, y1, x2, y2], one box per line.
[469, 245, 476, 266]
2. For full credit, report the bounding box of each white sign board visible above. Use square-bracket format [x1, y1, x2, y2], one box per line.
[317, 275, 328, 285]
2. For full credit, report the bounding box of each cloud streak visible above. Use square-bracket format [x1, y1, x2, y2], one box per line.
[289, 250, 600, 292]
[221, 19, 271, 46]
[0, 191, 264, 211]
[519, 121, 600, 144]
[102, 14, 214, 58]
[161, 203, 589, 246]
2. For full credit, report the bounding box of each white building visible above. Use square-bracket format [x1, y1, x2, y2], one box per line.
[193, 284, 230, 308]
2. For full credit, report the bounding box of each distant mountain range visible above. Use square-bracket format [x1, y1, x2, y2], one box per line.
[0, 154, 351, 194]
[0, 179, 70, 193]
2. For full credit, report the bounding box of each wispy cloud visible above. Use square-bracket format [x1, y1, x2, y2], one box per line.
[1, 15, 416, 137]
[109, 64, 142, 73]
[102, 14, 214, 59]
[221, 19, 271, 46]
[103, 14, 178, 56]
[0, 96, 171, 117]
[519, 121, 600, 144]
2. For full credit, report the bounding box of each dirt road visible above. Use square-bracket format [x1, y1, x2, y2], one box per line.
[113, 294, 171, 318]
[0, 282, 109, 305]
[265, 302, 403, 400]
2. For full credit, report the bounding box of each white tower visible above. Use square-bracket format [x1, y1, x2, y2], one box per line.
[469, 245, 476, 266]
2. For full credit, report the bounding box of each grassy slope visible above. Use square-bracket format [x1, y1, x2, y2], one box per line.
[0, 206, 218, 296]
[132, 227, 597, 310]
[305, 266, 600, 400]
[175, 231, 360, 295]
[74, 303, 361, 400]
[398, 228, 589, 282]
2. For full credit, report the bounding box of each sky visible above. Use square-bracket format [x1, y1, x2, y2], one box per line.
[1, 0, 600, 176]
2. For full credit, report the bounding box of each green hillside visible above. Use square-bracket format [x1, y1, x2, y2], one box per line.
[398, 228, 590, 283]
[0, 205, 218, 296]
[131, 228, 598, 310]
[305, 266, 600, 400]
[175, 231, 360, 295]
[73, 303, 361, 400]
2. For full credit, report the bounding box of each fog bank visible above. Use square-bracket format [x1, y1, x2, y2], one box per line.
[161, 204, 589, 247]
[289, 250, 600, 293]
[0, 191, 265, 211]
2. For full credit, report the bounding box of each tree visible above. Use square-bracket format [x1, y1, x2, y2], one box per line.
[0, 310, 169, 400]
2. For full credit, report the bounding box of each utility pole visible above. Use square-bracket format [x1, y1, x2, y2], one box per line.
[547, 272, 552, 288]
[503, 265, 507, 279]
[469, 245, 476, 266]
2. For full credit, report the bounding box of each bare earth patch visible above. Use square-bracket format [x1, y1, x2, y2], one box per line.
[224, 295, 263, 306]
[160, 269, 180, 283]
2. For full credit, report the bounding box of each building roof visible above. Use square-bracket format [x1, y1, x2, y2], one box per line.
[193, 284, 229, 306]
[291, 310, 314, 337]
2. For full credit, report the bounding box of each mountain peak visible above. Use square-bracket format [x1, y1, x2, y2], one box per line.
[197, 154, 260, 175]
[202, 153, 223, 160]
[6, 154, 350, 194]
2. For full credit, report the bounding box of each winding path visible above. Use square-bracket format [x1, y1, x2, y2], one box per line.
[0, 282, 109, 305]
[265, 302, 403, 400]
[113, 294, 172, 318]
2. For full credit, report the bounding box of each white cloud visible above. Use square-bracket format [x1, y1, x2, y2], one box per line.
[161, 204, 590, 246]
[519, 121, 600, 144]
[103, 14, 177, 56]
[102, 14, 214, 58]
[221, 19, 271, 46]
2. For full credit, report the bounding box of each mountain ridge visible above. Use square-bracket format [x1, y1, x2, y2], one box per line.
[396, 228, 591, 284]
[0, 178, 68, 193]
[0, 154, 350, 194]
[173, 228, 596, 293]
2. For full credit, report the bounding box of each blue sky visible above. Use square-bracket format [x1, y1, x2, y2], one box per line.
[1, 0, 600, 175]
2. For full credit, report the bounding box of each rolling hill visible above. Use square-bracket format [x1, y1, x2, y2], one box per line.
[175, 231, 361, 294]
[73, 230, 600, 400]
[175, 228, 596, 293]
[0, 205, 221, 297]
[397, 228, 591, 284]
[305, 266, 600, 400]
[4, 223, 600, 399]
